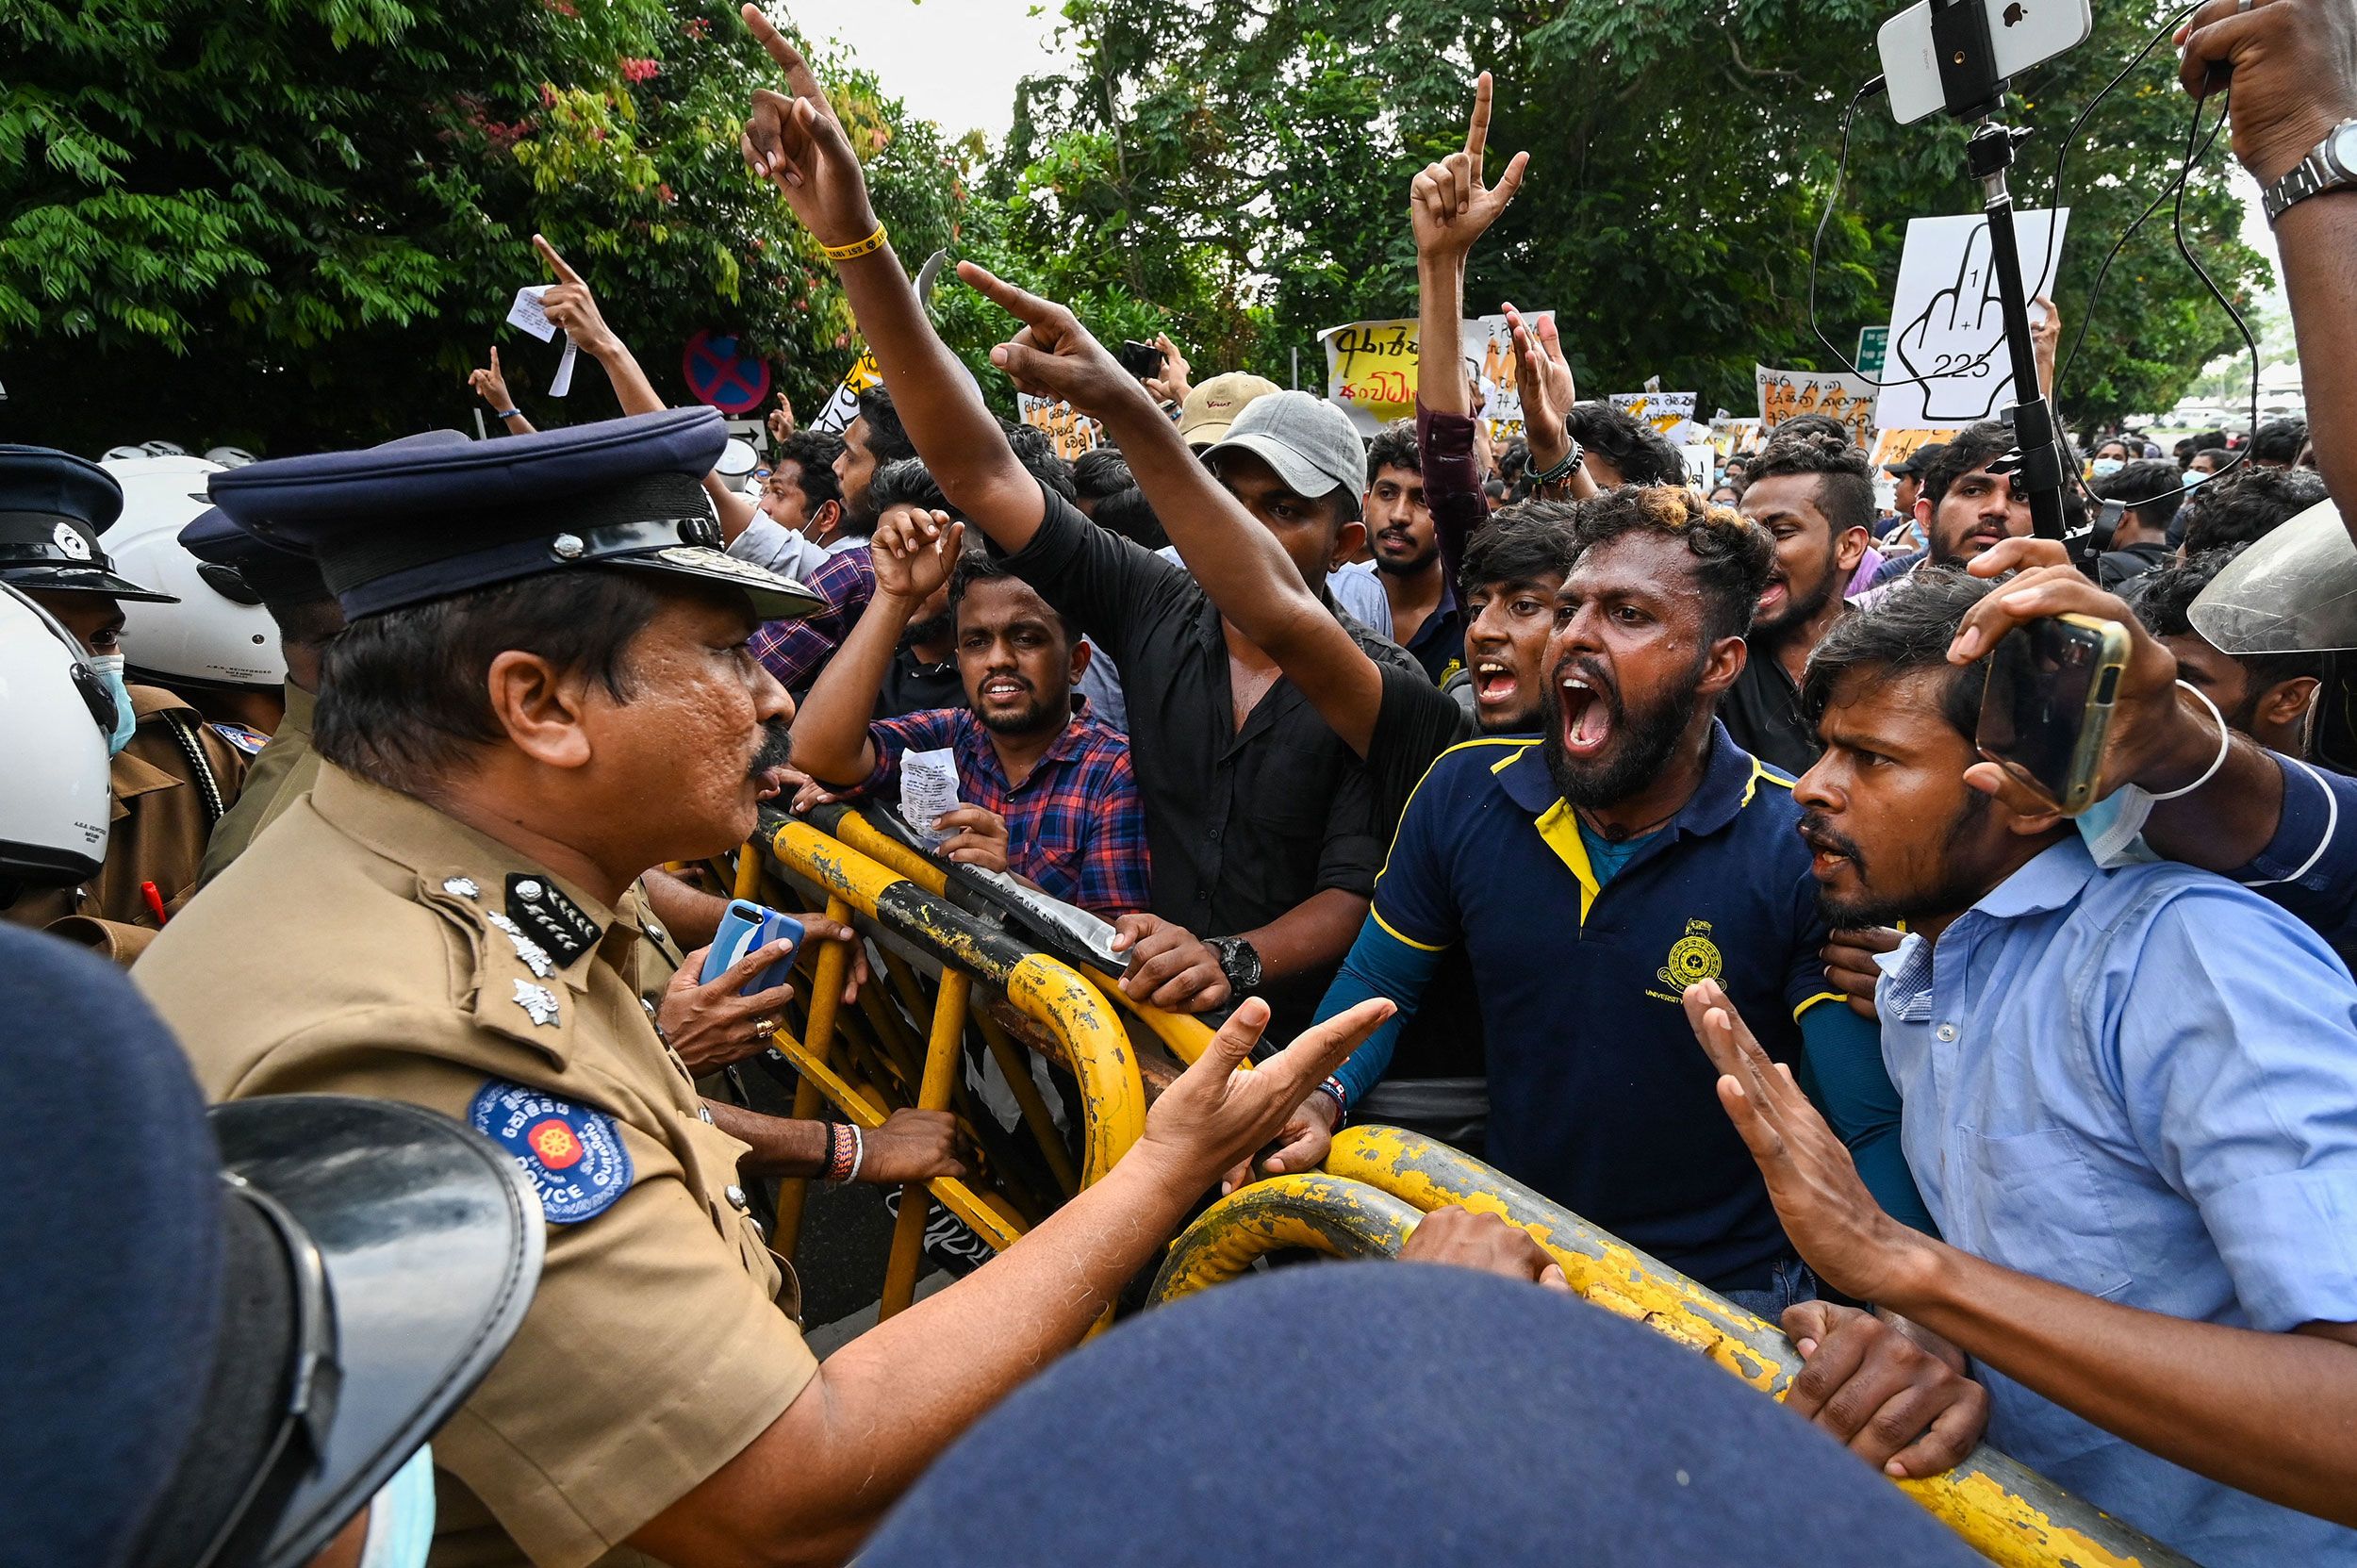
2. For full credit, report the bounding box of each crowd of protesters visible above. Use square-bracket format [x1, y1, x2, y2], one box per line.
[8, 0, 2357, 1564]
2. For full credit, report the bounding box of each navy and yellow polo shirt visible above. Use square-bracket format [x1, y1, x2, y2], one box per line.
[1331, 721, 1844, 1291]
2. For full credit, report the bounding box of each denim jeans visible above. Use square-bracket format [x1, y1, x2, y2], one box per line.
[1722, 1253, 1819, 1322]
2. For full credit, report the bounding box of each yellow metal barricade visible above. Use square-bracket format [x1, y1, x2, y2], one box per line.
[807, 803, 1223, 1066]
[1152, 1132, 2196, 1568]
[730, 818, 1146, 1320]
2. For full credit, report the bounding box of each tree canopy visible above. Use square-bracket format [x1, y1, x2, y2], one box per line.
[1, 0, 2266, 452]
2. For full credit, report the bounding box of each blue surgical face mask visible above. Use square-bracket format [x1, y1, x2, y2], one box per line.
[2089, 457, 2124, 479]
[2183, 468, 2211, 487]
[86, 652, 136, 755]
[354, 1444, 437, 1568]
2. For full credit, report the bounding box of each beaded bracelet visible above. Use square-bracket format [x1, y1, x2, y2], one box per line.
[1526, 438, 1585, 487]
[494, 407, 520, 421]
[821, 223, 888, 262]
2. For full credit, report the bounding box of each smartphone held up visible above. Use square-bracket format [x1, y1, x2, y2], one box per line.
[1975, 612, 2131, 816]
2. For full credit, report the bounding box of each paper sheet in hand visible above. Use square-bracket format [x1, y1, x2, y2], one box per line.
[1876, 208, 2068, 430]
[506, 284, 577, 396]
[507, 285, 558, 341]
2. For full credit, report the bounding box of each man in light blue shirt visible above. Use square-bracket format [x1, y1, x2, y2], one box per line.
[1681, 567, 2357, 1565]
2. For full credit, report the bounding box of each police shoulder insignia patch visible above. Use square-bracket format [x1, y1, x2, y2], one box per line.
[209, 721, 271, 756]
[469, 1081, 634, 1223]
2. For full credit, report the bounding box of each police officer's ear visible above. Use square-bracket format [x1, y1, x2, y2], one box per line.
[485, 649, 600, 769]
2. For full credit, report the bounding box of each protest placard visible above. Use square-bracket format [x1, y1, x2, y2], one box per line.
[1754, 365, 1879, 447]
[809, 348, 881, 436]
[1017, 393, 1108, 460]
[1876, 208, 2069, 430]
[1868, 427, 1962, 471]
[1607, 391, 1698, 438]
[1321, 313, 1552, 439]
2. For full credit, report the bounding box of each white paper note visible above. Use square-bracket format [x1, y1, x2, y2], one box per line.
[506, 284, 557, 341]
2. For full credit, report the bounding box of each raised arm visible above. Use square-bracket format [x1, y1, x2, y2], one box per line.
[2181, 0, 2357, 529]
[1412, 74, 1531, 585]
[960, 263, 1390, 754]
[737, 7, 1043, 551]
[788, 511, 961, 787]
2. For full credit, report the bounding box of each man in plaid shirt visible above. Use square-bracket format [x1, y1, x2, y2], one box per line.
[748, 545, 875, 691]
[789, 507, 1148, 917]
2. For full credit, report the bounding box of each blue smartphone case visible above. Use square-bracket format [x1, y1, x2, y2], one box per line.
[701, 900, 804, 995]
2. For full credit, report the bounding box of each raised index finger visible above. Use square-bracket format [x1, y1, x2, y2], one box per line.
[740, 4, 832, 112]
[955, 259, 1057, 327]
[1465, 71, 1492, 161]
[532, 234, 583, 286]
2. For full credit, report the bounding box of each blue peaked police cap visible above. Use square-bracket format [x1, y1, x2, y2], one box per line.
[0, 444, 177, 602]
[180, 505, 332, 609]
[206, 409, 823, 621]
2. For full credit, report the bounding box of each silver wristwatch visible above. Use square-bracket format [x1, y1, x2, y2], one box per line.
[2260, 119, 2357, 226]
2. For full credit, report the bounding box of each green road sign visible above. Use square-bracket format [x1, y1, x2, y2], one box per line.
[1855, 326, 1888, 376]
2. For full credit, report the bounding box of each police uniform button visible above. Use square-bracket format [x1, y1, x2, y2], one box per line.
[725, 1183, 749, 1210]
[552, 533, 585, 560]
[515, 878, 544, 902]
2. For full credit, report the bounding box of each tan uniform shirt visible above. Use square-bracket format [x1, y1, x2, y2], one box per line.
[136, 764, 818, 1568]
[198, 679, 321, 886]
[5, 684, 251, 963]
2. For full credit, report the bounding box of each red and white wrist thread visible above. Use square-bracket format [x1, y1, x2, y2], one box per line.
[822, 1121, 865, 1183]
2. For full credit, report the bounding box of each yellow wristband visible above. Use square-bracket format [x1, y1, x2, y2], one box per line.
[821, 223, 887, 262]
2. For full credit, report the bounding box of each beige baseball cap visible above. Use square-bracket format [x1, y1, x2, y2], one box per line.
[1178, 371, 1282, 448]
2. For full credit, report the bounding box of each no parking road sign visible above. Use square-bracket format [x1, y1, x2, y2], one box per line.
[682, 330, 772, 414]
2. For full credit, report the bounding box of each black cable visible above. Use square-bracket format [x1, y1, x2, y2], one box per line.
[1806, 76, 1946, 392]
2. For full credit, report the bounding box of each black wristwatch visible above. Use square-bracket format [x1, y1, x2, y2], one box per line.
[1209, 936, 1263, 995]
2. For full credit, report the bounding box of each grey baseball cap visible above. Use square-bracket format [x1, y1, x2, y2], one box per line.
[1203, 391, 1366, 505]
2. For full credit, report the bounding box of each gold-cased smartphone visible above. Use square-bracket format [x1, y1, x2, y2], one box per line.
[1975, 611, 2132, 817]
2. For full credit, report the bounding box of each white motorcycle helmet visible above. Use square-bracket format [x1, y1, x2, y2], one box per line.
[0, 582, 113, 889]
[203, 445, 259, 469]
[100, 454, 286, 688]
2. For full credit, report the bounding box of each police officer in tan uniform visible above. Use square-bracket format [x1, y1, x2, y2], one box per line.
[0, 446, 248, 962]
[138, 407, 1388, 1566]
[182, 504, 340, 887]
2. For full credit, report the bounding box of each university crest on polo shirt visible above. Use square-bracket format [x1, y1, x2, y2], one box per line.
[1650, 917, 1725, 1003]
[469, 1080, 634, 1223]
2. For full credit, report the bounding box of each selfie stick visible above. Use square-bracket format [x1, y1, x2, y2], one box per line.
[1932, 0, 2069, 542]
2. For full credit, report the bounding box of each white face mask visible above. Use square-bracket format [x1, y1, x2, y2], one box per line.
[2089, 457, 2124, 479]
[354, 1444, 437, 1568]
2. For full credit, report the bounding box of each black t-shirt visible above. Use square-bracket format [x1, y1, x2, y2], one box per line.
[875, 646, 964, 720]
[1370, 660, 1481, 824]
[999, 485, 1409, 1034]
[1722, 641, 1820, 779]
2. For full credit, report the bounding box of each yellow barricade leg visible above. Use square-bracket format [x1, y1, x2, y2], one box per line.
[882, 971, 971, 1318]
[769, 894, 853, 1264]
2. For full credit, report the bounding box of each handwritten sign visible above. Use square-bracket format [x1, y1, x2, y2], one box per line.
[809, 348, 881, 436]
[1754, 365, 1880, 447]
[1607, 392, 1699, 444]
[1868, 428, 1962, 470]
[1017, 394, 1108, 460]
[1320, 313, 1553, 438]
[1878, 208, 2069, 430]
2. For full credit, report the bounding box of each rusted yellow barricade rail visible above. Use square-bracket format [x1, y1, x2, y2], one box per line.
[798, 801, 1223, 1066]
[729, 817, 1146, 1320]
[1152, 1129, 2199, 1568]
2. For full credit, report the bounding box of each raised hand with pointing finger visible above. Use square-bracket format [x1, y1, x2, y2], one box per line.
[1409, 72, 1529, 261]
[467, 348, 534, 433]
[534, 234, 621, 360]
[739, 5, 884, 252]
[961, 262, 1150, 423]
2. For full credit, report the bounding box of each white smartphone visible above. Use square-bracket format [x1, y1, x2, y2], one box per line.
[1877, 0, 2094, 125]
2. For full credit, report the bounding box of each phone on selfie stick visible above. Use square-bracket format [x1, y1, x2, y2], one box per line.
[700, 900, 804, 996]
[1874, 0, 2093, 548]
[1975, 613, 2132, 816]
[1117, 339, 1167, 381]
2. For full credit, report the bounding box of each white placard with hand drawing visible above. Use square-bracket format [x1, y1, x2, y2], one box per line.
[1876, 207, 2067, 431]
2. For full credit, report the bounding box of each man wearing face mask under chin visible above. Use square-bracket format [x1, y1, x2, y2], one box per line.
[0, 447, 251, 962]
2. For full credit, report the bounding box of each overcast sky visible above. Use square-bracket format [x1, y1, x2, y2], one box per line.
[809, 0, 1074, 141]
